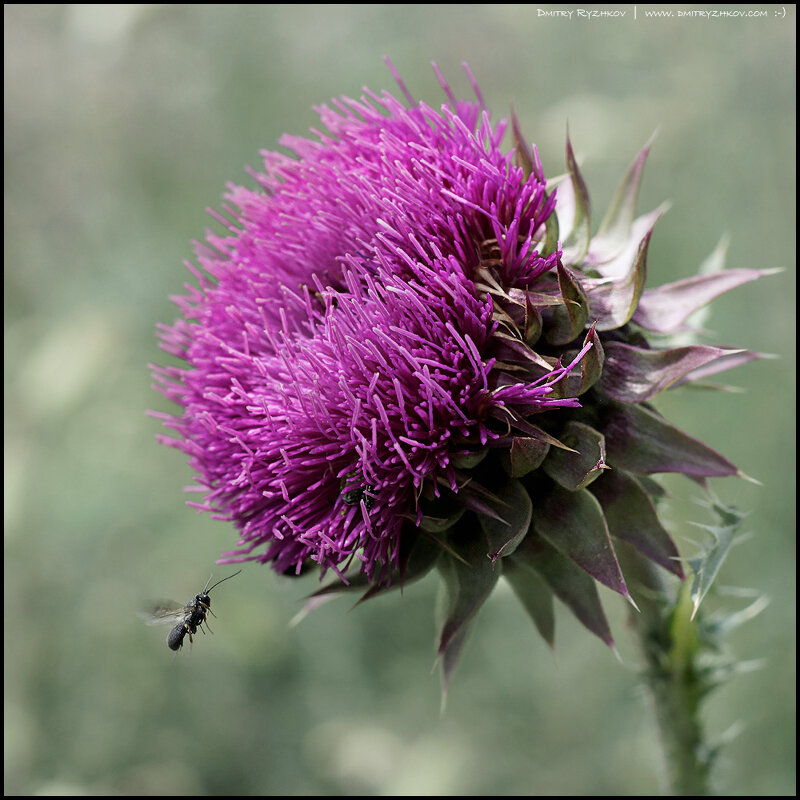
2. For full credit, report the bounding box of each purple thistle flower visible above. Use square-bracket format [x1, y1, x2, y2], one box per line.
[153, 63, 770, 684]
[153, 63, 579, 586]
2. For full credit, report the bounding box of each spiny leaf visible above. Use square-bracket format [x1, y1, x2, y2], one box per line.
[510, 106, 540, 181]
[506, 288, 562, 346]
[479, 479, 533, 563]
[697, 235, 730, 276]
[586, 210, 663, 330]
[672, 349, 776, 389]
[502, 435, 551, 477]
[449, 447, 489, 469]
[436, 527, 500, 692]
[438, 622, 471, 706]
[546, 260, 589, 345]
[590, 469, 684, 578]
[542, 192, 560, 257]
[509, 535, 614, 647]
[560, 133, 592, 264]
[490, 330, 557, 370]
[490, 405, 575, 448]
[530, 480, 632, 602]
[600, 342, 746, 404]
[578, 323, 604, 395]
[543, 421, 609, 490]
[418, 507, 467, 534]
[591, 137, 654, 263]
[548, 324, 604, 399]
[686, 501, 747, 619]
[457, 477, 514, 522]
[633, 268, 780, 334]
[600, 400, 739, 478]
[706, 593, 769, 639]
[503, 560, 555, 648]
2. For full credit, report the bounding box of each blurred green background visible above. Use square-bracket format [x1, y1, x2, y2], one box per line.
[4, 4, 795, 796]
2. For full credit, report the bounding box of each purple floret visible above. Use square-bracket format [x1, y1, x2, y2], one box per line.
[153, 67, 572, 582]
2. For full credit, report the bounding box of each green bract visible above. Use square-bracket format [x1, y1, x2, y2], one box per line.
[292, 110, 771, 693]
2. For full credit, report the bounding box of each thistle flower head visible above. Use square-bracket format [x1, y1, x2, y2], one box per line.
[153, 63, 770, 679]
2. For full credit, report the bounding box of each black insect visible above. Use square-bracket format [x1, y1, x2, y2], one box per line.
[143, 571, 241, 651]
[341, 482, 376, 511]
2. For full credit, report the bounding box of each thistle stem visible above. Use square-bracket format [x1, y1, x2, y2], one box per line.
[619, 545, 712, 796]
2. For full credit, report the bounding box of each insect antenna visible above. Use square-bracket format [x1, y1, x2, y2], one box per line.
[203, 569, 243, 594]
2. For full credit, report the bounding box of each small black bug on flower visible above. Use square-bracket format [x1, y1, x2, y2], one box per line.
[142, 570, 241, 651]
[341, 482, 376, 511]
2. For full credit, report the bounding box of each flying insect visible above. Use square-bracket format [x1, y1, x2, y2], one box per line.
[143, 570, 242, 651]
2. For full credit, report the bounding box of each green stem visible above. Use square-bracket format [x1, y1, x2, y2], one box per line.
[620, 544, 712, 796]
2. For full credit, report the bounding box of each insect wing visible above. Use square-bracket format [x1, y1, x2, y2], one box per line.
[139, 600, 192, 627]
